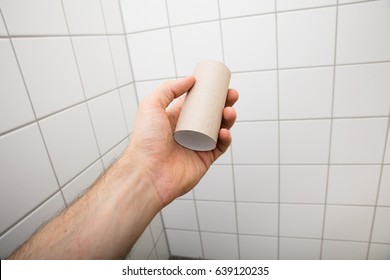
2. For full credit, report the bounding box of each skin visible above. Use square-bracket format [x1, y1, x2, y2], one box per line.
[8, 76, 238, 259]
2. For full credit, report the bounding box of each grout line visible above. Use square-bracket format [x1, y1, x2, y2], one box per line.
[117, 0, 139, 106]
[217, 0, 240, 260]
[192, 193, 206, 259]
[2, 9, 67, 207]
[98, 0, 130, 137]
[59, 0, 103, 174]
[273, 0, 282, 260]
[320, 1, 339, 260]
[366, 108, 390, 258]
[164, 0, 178, 78]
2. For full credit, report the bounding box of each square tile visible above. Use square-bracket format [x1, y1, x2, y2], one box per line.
[336, 1, 390, 64]
[334, 63, 390, 117]
[277, 7, 336, 68]
[0, 193, 65, 259]
[155, 231, 170, 260]
[119, 84, 138, 133]
[279, 67, 333, 119]
[0, 124, 58, 233]
[194, 165, 234, 201]
[230, 71, 278, 121]
[108, 35, 133, 86]
[371, 207, 390, 244]
[327, 165, 381, 205]
[39, 104, 100, 185]
[324, 205, 374, 242]
[120, 0, 168, 33]
[127, 29, 175, 80]
[279, 238, 321, 260]
[62, 0, 106, 34]
[201, 232, 238, 260]
[378, 166, 390, 206]
[171, 22, 223, 76]
[239, 235, 278, 260]
[0, 40, 35, 134]
[322, 240, 368, 260]
[234, 166, 278, 203]
[330, 118, 388, 164]
[166, 229, 203, 259]
[280, 165, 328, 204]
[237, 203, 278, 236]
[62, 160, 103, 204]
[220, 0, 275, 18]
[72, 36, 117, 98]
[0, 0, 68, 35]
[12, 37, 84, 118]
[222, 15, 277, 71]
[277, 0, 337, 11]
[197, 201, 236, 233]
[100, 0, 124, 33]
[280, 120, 331, 164]
[101, 138, 128, 168]
[368, 244, 390, 260]
[88, 90, 128, 154]
[162, 199, 198, 230]
[280, 204, 324, 238]
[167, 0, 219, 25]
[232, 122, 278, 164]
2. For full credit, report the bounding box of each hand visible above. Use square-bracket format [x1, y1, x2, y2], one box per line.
[127, 76, 238, 206]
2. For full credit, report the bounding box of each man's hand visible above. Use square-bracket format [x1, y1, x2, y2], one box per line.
[128, 76, 238, 205]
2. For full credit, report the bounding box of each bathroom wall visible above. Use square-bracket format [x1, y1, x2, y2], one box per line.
[0, 0, 168, 260]
[1, 0, 390, 260]
[123, 0, 390, 260]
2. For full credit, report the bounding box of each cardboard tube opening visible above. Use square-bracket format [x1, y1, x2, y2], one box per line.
[174, 130, 216, 151]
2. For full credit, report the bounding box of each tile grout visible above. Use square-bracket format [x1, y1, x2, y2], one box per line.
[319, 0, 340, 260]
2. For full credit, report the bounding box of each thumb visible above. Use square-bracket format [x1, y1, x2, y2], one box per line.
[150, 76, 195, 109]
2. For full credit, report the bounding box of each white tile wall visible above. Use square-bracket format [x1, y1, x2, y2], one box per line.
[279, 67, 333, 119]
[230, 71, 278, 121]
[167, 0, 219, 25]
[1, 0, 68, 35]
[201, 232, 238, 260]
[0, 39, 35, 133]
[239, 235, 278, 260]
[39, 104, 100, 185]
[327, 165, 381, 205]
[127, 29, 175, 80]
[171, 22, 223, 76]
[0, 124, 59, 234]
[222, 15, 277, 71]
[2, 0, 390, 260]
[72, 36, 117, 98]
[62, 0, 106, 35]
[330, 118, 388, 164]
[336, 1, 390, 64]
[13, 37, 84, 118]
[334, 63, 390, 117]
[277, 7, 336, 68]
[220, 0, 275, 18]
[280, 120, 331, 163]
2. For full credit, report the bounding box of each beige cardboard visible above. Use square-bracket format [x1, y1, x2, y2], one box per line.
[174, 60, 231, 151]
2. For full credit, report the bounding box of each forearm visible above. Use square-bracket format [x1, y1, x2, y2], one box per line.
[9, 150, 163, 259]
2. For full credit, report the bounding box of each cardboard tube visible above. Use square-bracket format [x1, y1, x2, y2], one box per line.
[174, 60, 231, 151]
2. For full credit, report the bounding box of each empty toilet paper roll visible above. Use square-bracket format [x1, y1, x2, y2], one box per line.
[174, 60, 231, 151]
